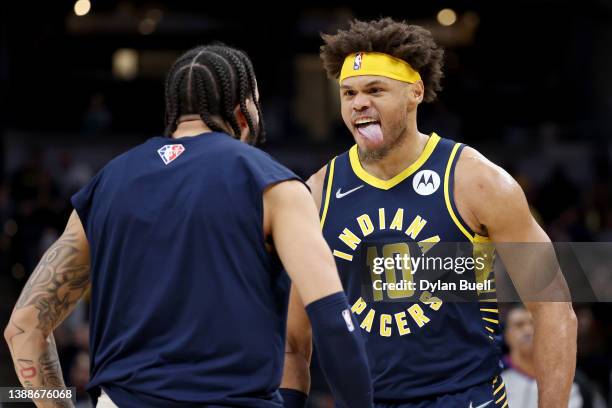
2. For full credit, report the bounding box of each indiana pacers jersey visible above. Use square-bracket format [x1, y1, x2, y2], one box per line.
[320, 133, 504, 402]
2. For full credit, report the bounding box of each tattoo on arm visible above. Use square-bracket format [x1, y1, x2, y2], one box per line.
[40, 337, 72, 408]
[6, 212, 85, 408]
[39, 336, 63, 388]
[14, 213, 90, 333]
[17, 359, 36, 380]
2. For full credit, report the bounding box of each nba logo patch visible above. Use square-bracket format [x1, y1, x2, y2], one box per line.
[353, 52, 363, 70]
[157, 144, 185, 165]
[342, 309, 355, 332]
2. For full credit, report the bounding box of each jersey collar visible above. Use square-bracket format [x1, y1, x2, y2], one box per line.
[349, 133, 441, 190]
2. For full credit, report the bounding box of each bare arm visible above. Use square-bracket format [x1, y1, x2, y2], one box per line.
[267, 174, 372, 408]
[456, 148, 577, 408]
[263, 172, 339, 306]
[274, 167, 326, 394]
[281, 289, 312, 393]
[4, 210, 90, 408]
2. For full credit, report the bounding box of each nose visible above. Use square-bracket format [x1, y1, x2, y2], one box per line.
[352, 92, 371, 111]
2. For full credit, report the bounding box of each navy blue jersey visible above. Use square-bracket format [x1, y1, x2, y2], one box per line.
[71, 132, 302, 408]
[320, 133, 503, 402]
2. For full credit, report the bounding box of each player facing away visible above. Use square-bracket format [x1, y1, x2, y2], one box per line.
[281, 18, 577, 408]
[4, 44, 372, 408]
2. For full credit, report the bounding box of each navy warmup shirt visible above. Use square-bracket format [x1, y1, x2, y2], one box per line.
[72, 132, 302, 407]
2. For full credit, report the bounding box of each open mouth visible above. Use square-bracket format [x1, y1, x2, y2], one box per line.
[354, 118, 383, 143]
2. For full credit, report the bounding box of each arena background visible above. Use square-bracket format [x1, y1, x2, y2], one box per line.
[1, 1, 611, 406]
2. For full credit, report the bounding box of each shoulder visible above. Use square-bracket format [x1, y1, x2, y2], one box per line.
[306, 165, 328, 195]
[454, 146, 528, 234]
[306, 165, 328, 211]
[216, 142, 307, 193]
[239, 145, 298, 179]
[455, 146, 522, 200]
[306, 150, 351, 210]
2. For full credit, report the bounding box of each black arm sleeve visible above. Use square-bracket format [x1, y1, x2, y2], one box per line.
[305, 292, 373, 408]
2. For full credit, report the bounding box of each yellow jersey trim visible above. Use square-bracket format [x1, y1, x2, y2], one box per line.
[320, 157, 336, 229]
[348, 133, 440, 190]
[444, 142, 475, 242]
[474, 234, 491, 243]
[494, 381, 505, 395]
[495, 391, 507, 405]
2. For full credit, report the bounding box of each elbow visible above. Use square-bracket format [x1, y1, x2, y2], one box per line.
[557, 302, 578, 335]
[286, 332, 313, 363]
[283, 330, 313, 392]
[4, 310, 48, 348]
[3, 323, 13, 347]
[530, 301, 578, 338]
[4, 317, 49, 355]
[4, 314, 21, 346]
[3, 318, 26, 350]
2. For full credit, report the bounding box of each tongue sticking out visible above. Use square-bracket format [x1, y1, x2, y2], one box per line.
[357, 123, 383, 144]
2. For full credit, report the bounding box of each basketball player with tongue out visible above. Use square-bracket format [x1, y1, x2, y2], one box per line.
[280, 18, 577, 408]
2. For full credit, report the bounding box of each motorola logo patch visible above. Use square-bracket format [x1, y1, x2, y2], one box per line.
[413, 170, 440, 196]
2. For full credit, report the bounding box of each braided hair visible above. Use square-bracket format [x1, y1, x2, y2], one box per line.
[164, 44, 265, 144]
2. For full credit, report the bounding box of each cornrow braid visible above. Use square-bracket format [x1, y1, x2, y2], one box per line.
[191, 65, 226, 134]
[165, 54, 193, 129]
[211, 47, 257, 143]
[232, 49, 265, 143]
[207, 45, 263, 144]
[164, 67, 189, 136]
[163, 44, 264, 144]
[212, 47, 264, 143]
[201, 50, 242, 137]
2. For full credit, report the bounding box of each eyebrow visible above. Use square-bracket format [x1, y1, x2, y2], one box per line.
[340, 80, 386, 90]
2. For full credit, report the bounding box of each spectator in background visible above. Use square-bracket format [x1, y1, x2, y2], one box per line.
[502, 305, 606, 408]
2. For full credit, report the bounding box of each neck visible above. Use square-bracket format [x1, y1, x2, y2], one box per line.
[510, 349, 536, 378]
[171, 115, 233, 139]
[360, 120, 429, 180]
[172, 115, 212, 139]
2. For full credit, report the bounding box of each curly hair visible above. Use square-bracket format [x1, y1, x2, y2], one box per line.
[320, 18, 445, 103]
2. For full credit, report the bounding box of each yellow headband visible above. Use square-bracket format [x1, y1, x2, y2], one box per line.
[339, 52, 421, 84]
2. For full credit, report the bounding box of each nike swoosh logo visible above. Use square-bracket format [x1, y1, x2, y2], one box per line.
[335, 185, 364, 199]
[469, 400, 493, 408]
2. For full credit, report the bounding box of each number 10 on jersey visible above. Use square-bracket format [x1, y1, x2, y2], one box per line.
[366, 243, 415, 301]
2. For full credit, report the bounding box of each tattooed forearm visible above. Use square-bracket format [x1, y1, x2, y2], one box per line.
[17, 359, 36, 382]
[4, 212, 85, 408]
[14, 214, 90, 334]
[40, 336, 73, 408]
[6, 330, 74, 407]
[35, 336, 73, 408]
[39, 336, 63, 388]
